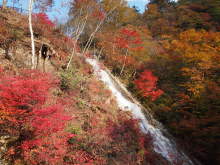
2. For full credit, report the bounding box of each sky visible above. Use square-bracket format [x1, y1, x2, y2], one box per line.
[127, 0, 149, 12]
[1, 0, 149, 23]
[49, 0, 149, 22]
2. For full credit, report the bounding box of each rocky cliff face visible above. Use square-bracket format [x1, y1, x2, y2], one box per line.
[0, 40, 57, 73]
[0, 8, 67, 74]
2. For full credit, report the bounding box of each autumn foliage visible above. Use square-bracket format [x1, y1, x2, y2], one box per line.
[34, 13, 55, 28]
[115, 27, 143, 50]
[86, 0, 220, 164]
[0, 70, 56, 126]
[0, 64, 158, 164]
[0, 69, 73, 164]
[1, 0, 220, 164]
[134, 70, 163, 101]
[97, 25, 145, 76]
[21, 104, 72, 165]
[32, 12, 55, 39]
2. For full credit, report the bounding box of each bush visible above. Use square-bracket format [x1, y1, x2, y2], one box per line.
[59, 69, 86, 92]
[0, 69, 72, 165]
[0, 70, 56, 127]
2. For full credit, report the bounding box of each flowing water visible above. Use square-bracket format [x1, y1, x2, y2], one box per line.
[86, 58, 195, 165]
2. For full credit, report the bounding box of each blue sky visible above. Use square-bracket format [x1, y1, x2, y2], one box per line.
[1, 0, 149, 23]
[48, 0, 149, 22]
[127, 0, 149, 12]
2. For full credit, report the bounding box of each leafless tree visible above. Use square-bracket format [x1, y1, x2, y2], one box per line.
[28, 0, 35, 69]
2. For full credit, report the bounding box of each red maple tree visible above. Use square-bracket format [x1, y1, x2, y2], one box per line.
[134, 70, 164, 101]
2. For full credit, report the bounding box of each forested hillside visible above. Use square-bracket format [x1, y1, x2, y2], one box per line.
[0, 0, 220, 165]
[65, 0, 220, 164]
[0, 7, 166, 165]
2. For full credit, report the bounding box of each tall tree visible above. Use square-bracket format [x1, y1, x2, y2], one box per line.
[66, 0, 127, 69]
[28, 0, 54, 69]
[28, 0, 35, 69]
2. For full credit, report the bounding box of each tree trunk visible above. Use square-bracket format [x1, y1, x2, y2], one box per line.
[28, 0, 35, 69]
[82, 5, 119, 54]
[97, 48, 103, 60]
[66, 14, 88, 70]
[2, 0, 7, 9]
[120, 49, 128, 76]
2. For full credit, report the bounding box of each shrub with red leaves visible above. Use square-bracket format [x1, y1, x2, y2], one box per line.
[22, 133, 73, 165]
[134, 70, 164, 101]
[0, 70, 57, 125]
[21, 104, 72, 165]
[0, 70, 72, 164]
[33, 13, 55, 37]
[31, 104, 72, 136]
[107, 116, 155, 164]
[34, 13, 55, 28]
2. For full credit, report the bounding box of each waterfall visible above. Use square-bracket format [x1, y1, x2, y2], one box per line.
[86, 58, 195, 165]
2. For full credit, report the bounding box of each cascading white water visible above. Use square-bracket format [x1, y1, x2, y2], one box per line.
[86, 58, 194, 165]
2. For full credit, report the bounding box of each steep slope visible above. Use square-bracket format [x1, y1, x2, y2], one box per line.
[0, 8, 172, 165]
[86, 57, 196, 165]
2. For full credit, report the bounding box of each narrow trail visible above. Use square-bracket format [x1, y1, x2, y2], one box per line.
[86, 57, 195, 165]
